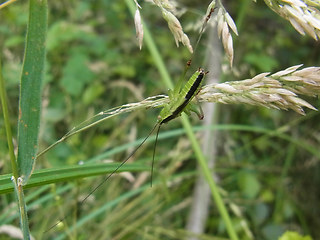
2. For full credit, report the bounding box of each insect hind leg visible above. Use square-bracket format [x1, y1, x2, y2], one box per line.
[184, 100, 204, 120]
[194, 96, 204, 120]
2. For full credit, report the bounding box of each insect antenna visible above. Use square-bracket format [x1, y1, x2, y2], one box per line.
[150, 123, 162, 187]
[45, 122, 159, 233]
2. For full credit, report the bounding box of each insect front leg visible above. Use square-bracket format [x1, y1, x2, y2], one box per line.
[167, 88, 175, 100]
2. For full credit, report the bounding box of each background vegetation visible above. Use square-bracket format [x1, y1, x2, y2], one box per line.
[0, 0, 319, 239]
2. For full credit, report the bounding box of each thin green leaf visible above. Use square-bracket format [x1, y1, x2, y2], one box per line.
[17, 0, 48, 183]
[0, 163, 148, 195]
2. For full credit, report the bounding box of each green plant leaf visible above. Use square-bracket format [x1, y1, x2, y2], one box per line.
[17, 0, 48, 184]
[0, 163, 148, 195]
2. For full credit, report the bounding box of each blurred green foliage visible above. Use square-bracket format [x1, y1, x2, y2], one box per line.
[0, 0, 319, 239]
[279, 231, 312, 240]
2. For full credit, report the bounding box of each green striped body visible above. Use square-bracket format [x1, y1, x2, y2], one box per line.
[158, 68, 206, 124]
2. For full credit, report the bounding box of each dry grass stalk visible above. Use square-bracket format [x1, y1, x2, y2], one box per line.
[264, 0, 320, 40]
[94, 65, 319, 118]
[198, 65, 320, 115]
[94, 65, 319, 117]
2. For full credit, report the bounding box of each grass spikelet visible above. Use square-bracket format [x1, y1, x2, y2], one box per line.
[134, 8, 144, 50]
[161, 8, 193, 53]
[216, 7, 238, 66]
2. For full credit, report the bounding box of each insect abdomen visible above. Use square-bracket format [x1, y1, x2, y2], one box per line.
[184, 69, 205, 100]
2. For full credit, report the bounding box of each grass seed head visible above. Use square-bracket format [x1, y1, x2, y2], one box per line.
[198, 65, 320, 114]
[266, 0, 320, 40]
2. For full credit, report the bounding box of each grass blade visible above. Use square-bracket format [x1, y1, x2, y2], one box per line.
[17, 0, 48, 183]
[10, 0, 48, 237]
[0, 163, 148, 194]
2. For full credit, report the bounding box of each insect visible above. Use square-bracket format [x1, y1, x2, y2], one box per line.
[108, 67, 208, 187]
[47, 5, 214, 235]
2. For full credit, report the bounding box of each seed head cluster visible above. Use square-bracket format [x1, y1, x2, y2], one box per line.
[199, 65, 320, 115]
[264, 0, 320, 40]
